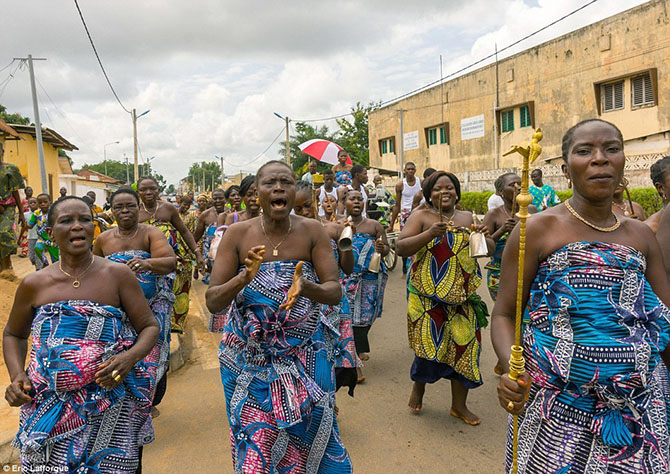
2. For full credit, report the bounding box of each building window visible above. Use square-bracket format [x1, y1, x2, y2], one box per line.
[501, 109, 514, 132]
[428, 128, 437, 146]
[425, 123, 449, 147]
[379, 137, 394, 155]
[439, 125, 448, 144]
[601, 81, 624, 112]
[519, 105, 531, 128]
[632, 72, 654, 107]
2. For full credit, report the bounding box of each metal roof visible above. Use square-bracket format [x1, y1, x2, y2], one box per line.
[8, 124, 78, 151]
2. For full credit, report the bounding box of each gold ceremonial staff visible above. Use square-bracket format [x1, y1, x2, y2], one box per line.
[501, 128, 543, 474]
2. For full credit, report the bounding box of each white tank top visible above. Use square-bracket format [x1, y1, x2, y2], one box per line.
[318, 186, 338, 216]
[401, 178, 421, 211]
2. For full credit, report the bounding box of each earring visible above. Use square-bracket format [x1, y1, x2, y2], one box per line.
[567, 178, 572, 189]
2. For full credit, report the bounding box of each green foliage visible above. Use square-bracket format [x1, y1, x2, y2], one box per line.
[0, 104, 30, 125]
[335, 102, 379, 167]
[166, 184, 176, 194]
[627, 188, 663, 216]
[278, 102, 379, 173]
[460, 191, 493, 215]
[462, 187, 663, 217]
[185, 161, 222, 192]
[77, 160, 166, 191]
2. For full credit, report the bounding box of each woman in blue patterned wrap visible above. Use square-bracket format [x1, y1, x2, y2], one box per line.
[492, 119, 670, 473]
[206, 160, 352, 473]
[3, 196, 159, 473]
[94, 187, 176, 399]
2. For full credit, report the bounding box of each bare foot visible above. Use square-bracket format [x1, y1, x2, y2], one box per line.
[359, 353, 370, 361]
[450, 407, 480, 426]
[151, 407, 160, 418]
[356, 367, 366, 384]
[408, 383, 425, 413]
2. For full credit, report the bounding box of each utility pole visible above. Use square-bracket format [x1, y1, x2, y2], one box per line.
[15, 55, 47, 193]
[216, 155, 225, 189]
[132, 109, 150, 182]
[285, 116, 290, 167]
[132, 109, 138, 182]
[124, 154, 130, 184]
[494, 43, 500, 170]
[398, 109, 404, 180]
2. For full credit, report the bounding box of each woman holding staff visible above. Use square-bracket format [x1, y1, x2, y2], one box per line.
[397, 171, 492, 424]
[4, 196, 159, 472]
[206, 161, 351, 473]
[493, 120, 670, 472]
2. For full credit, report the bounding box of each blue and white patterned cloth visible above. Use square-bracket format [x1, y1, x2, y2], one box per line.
[509, 241, 670, 473]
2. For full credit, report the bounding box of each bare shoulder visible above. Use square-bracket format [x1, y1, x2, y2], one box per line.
[100, 256, 132, 276]
[144, 223, 164, 238]
[294, 215, 322, 233]
[97, 228, 114, 242]
[20, 270, 46, 295]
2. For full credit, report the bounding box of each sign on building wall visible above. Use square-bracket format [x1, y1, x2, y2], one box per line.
[461, 114, 485, 141]
[403, 130, 419, 150]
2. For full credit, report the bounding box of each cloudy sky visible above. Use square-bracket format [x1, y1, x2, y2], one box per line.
[1, 0, 647, 185]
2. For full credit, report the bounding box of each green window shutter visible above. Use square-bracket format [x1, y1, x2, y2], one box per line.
[520, 105, 530, 127]
[429, 128, 437, 145]
[389, 139, 394, 153]
[501, 110, 514, 132]
[381, 140, 387, 154]
[440, 125, 448, 144]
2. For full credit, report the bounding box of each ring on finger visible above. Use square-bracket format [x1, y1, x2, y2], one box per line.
[507, 401, 515, 411]
[111, 370, 119, 378]
[113, 374, 122, 383]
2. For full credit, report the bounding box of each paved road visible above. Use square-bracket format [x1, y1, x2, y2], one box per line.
[144, 268, 509, 473]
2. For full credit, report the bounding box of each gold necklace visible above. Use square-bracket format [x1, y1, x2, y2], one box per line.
[59, 256, 96, 288]
[612, 201, 631, 217]
[260, 217, 292, 256]
[434, 206, 456, 228]
[116, 226, 140, 240]
[565, 200, 621, 232]
[141, 202, 158, 220]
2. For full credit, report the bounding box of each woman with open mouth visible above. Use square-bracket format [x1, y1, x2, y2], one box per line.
[93, 187, 176, 434]
[137, 175, 203, 334]
[206, 160, 352, 473]
[397, 171, 493, 424]
[341, 189, 390, 383]
[294, 180, 360, 399]
[494, 119, 670, 472]
[4, 196, 159, 473]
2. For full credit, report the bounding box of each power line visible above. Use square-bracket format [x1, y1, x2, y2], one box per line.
[35, 78, 87, 145]
[294, 0, 599, 123]
[73, 0, 131, 114]
[0, 61, 23, 99]
[0, 59, 16, 74]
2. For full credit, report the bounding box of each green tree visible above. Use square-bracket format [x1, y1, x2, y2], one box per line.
[185, 161, 222, 192]
[166, 184, 176, 194]
[335, 101, 378, 166]
[278, 102, 378, 173]
[77, 160, 167, 191]
[0, 104, 30, 125]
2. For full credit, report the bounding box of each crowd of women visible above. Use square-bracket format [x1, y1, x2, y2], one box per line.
[4, 118, 670, 473]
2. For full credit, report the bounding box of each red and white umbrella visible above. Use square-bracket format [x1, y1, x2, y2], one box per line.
[298, 139, 352, 166]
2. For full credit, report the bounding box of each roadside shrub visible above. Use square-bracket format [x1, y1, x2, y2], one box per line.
[462, 187, 662, 217]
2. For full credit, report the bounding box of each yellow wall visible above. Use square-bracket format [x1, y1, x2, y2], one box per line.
[369, 0, 670, 189]
[3, 134, 61, 197]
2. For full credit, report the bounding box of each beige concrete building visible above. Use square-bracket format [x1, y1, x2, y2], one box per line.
[369, 0, 670, 191]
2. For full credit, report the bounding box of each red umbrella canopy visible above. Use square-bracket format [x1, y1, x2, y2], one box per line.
[298, 139, 352, 166]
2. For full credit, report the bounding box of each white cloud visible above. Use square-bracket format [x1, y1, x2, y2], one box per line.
[0, 0, 648, 184]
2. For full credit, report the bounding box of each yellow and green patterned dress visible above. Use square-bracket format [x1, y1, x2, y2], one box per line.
[145, 217, 193, 333]
[407, 228, 487, 388]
